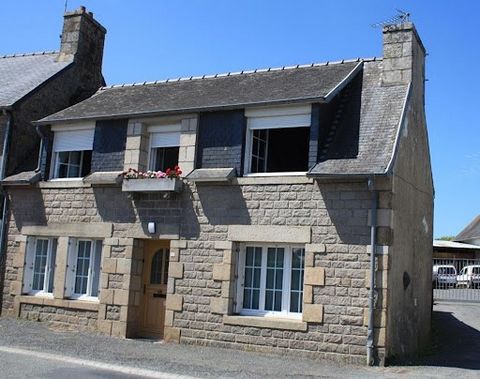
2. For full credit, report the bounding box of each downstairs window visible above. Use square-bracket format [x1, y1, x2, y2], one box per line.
[22, 237, 57, 295]
[236, 244, 305, 318]
[65, 239, 103, 300]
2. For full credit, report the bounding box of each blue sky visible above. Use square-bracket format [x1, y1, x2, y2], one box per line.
[1, 1, 478, 238]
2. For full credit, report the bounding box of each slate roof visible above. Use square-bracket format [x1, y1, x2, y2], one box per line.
[38, 60, 362, 123]
[0, 52, 73, 108]
[308, 60, 409, 176]
[455, 215, 480, 242]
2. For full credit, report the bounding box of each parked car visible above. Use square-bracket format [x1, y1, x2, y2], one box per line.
[456, 265, 480, 288]
[432, 265, 457, 288]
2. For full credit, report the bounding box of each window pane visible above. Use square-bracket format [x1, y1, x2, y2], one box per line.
[243, 246, 262, 310]
[32, 239, 49, 291]
[68, 164, 80, 178]
[265, 247, 284, 311]
[81, 150, 92, 177]
[150, 250, 163, 284]
[90, 240, 102, 297]
[265, 127, 309, 172]
[152, 147, 179, 172]
[70, 151, 82, 165]
[290, 248, 305, 313]
[58, 152, 69, 164]
[75, 241, 91, 295]
[163, 249, 170, 285]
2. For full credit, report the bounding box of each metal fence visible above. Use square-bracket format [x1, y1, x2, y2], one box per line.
[433, 258, 480, 302]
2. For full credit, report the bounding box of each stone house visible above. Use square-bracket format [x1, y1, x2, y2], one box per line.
[0, 7, 106, 298]
[0, 22, 433, 365]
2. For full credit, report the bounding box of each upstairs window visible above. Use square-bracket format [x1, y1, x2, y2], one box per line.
[148, 125, 180, 172]
[22, 237, 57, 296]
[245, 105, 311, 174]
[51, 127, 94, 179]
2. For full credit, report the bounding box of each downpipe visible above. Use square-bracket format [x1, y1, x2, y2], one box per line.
[366, 177, 378, 366]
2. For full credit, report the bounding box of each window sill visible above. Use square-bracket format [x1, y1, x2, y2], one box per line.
[39, 179, 91, 189]
[223, 315, 307, 331]
[18, 296, 99, 311]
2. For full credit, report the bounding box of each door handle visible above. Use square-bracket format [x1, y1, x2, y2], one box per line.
[153, 293, 166, 298]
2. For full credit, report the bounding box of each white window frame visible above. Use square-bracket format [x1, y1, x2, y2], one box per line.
[147, 124, 181, 171]
[23, 237, 56, 297]
[235, 243, 305, 320]
[244, 105, 312, 176]
[50, 124, 95, 180]
[66, 238, 102, 301]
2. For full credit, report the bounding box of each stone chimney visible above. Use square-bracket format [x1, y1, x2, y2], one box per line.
[58, 6, 106, 67]
[381, 22, 426, 93]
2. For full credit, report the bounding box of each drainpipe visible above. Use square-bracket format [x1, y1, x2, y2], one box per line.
[366, 176, 378, 366]
[0, 109, 13, 268]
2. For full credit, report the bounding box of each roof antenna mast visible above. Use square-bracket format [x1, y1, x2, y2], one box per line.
[371, 9, 410, 28]
[64, 0, 68, 13]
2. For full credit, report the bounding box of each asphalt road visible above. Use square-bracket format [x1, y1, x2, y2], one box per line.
[0, 301, 479, 378]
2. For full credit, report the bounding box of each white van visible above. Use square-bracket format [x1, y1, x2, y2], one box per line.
[457, 265, 480, 288]
[432, 265, 457, 288]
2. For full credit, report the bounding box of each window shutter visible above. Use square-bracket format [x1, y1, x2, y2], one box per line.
[246, 105, 311, 130]
[64, 238, 77, 297]
[90, 240, 103, 297]
[47, 239, 57, 293]
[235, 248, 246, 314]
[247, 114, 311, 130]
[150, 132, 180, 148]
[22, 237, 36, 294]
[53, 129, 95, 152]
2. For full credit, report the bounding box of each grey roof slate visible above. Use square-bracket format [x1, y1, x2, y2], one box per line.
[38, 60, 361, 123]
[455, 215, 480, 242]
[308, 61, 409, 176]
[0, 52, 73, 108]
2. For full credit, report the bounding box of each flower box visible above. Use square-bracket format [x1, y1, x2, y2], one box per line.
[121, 178, 183, 193]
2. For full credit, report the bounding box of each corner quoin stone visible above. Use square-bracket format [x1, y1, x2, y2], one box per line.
[303, 304, 324, 323]
[304, 267, 325, 286]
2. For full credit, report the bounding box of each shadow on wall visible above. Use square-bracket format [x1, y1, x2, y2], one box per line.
[396, 308, 480, 370]
[9, 188, 47, 232]
[195, 184, 251, 227]
[318, 182, 371, 245]
[93, 187, 136, 223]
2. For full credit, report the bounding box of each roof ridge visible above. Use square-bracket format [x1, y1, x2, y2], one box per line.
[0, 50, 59, 59]
[100, 57, 382, 90]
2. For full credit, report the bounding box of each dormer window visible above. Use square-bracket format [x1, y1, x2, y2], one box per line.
[244, 105, 311, 175]
[148, 124, 180, 172]
[51, 126, 94, 179]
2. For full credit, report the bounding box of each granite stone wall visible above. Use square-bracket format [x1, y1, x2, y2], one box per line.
[1, 176, 391, 364]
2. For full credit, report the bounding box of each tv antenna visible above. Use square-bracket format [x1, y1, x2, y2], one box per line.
[371, 9, 411, 28]
[64, 0, 68, 13]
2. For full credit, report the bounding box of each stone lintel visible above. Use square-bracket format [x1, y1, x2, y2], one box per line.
[21, 223, 113, 238]
[228, 225, 311, 244]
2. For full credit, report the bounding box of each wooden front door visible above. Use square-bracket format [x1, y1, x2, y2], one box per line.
[138, 240, 170, 339]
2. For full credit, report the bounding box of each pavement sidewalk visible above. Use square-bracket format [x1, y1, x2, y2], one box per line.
[0, 315, 478, 378]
